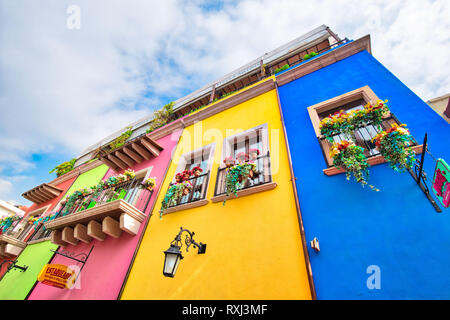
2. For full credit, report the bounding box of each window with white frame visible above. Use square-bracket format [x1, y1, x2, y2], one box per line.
[165, 143, 215, 209]
[214, 124, 272, 196]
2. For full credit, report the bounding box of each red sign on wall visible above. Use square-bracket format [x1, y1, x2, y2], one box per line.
[432, 159, 450, 208]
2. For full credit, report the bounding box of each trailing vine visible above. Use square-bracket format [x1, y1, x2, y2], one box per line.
[159, 182, 191, 218]
[372, 124, 416, 172]
[319, 100, 390, 141]
[330, 140, 379, 191]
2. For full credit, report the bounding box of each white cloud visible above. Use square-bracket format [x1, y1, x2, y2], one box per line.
[0, 0, 448, 202]
[0, 177, 13, 196]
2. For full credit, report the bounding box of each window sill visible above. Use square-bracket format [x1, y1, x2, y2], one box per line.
[211, 182, 277, 203]
[162, 199, 209, 215]
[323, 144, 424, 176]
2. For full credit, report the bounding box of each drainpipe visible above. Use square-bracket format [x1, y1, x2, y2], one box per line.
[117, 126, 185, 300]
[274, 80, 317, 300]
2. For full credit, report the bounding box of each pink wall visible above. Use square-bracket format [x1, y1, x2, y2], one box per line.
[27, 130, 182, 300]
[21, 176, 78, 242]
[25, 176, 78, 216]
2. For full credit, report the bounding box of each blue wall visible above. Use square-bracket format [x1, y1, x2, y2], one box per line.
[277, 50, 450, 299]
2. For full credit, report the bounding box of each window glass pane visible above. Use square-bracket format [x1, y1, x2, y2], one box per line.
[318, 98, 366, 119]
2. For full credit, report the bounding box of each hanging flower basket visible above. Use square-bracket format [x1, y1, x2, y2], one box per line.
[330, 140, 378, 191]
[223, 162, 258, 205]
[372, 124, 416, 172]
[320, 100, 390, 141]
[159, 182, 188, 218]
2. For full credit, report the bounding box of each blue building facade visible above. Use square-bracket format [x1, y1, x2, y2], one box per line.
[277, 49, 450, 299]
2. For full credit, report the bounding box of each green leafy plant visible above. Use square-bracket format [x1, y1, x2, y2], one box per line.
[274, 64, 290, 74]
[49, 159, 76, 177]
[303, 52, 318, 61]
[330, 140, 378, 191]
[372, 124, 416, 172]
[319, 100, 390, 142]
[224, 162, 257, 205]
[109, 126, 133, 151]
[159, 182, 191, 218]
[146, 102, 174, 134]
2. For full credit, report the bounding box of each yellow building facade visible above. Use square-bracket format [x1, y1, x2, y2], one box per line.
[121, 78, 313, 299]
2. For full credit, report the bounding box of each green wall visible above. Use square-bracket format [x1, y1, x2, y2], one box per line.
[0, 164, 109, 300]
[63, 164, 109, 197]
[0, 241, 58, 300]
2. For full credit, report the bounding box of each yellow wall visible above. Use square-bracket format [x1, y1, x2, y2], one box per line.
[121, 84, 312, 300]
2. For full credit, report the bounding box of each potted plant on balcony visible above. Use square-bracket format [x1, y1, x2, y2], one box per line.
[223, 162, 258, 205]
[182, 180, 193, 195]
[123, 169, 136, 180]
[223, 156, 235, 168]
[182, 169, 192, 181]
[192, 166, 203, 177]
[236, 152, 249, 164]
[143, 177, 157, 191]
[175, 172, 184, 183]
[159, 182, 186, 218]
[116, 174, 126, 183]
[372, 123, 416, 172]
[330, 140, 378, 191]
[319, 110, 352, 141]
[319, 100, 390, 141]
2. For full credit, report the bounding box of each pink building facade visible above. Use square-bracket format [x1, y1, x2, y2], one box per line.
[28, 129, 182, 300]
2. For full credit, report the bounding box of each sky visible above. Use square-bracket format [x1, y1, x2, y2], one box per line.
[0, 0, 449, 205]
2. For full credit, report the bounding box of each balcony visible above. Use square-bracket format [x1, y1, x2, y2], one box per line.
[22, 183, 63, 204]
[211, 152, 277, 203]
[160, 172, 210, 214]
[317, 113, 423, 176]
[98, 134, 163, 172]
[43, 178, 153, 246]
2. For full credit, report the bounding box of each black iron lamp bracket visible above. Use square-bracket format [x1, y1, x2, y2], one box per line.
[171, 227, 206, 254]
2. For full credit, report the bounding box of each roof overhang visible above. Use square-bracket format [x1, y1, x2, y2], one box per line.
[22, 183, 63, 204]
[98, 134, 164, 172]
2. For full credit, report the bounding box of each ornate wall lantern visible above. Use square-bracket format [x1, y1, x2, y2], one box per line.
[163, 227, 206, 278]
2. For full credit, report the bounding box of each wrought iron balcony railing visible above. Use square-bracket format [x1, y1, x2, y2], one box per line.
[41, 178, 154, 246]
[317, 113, 419, 168]
[213, 152, 273, 197]
[27, 211, 60, 242]
[58, 178, 152, 219]
[162, 172, 210, 213]
[0, 219, 22, 237]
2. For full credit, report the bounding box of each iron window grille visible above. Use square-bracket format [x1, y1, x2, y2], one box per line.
[317, 100, 418, 167]
[214, 151, 273, 197]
